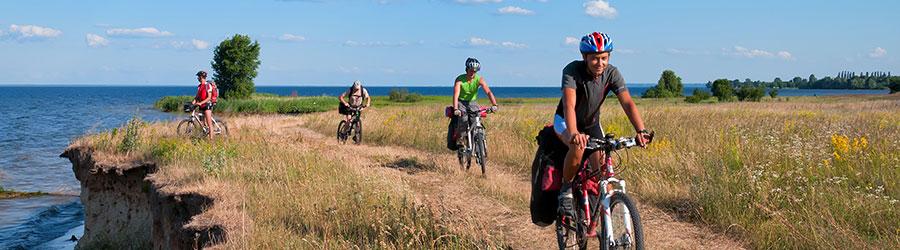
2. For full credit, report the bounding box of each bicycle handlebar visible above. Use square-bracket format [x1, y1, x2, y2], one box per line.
[584, 131, 655, 151]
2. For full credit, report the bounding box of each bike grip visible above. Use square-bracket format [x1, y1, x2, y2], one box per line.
[648, 131, 655, 143]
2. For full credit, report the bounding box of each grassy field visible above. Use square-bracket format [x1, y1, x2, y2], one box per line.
[71, 116, 503, 249]
[303, 95, 900, 249]
[154, 93, 556, 114]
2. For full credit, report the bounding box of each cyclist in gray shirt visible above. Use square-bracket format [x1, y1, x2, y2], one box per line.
[554, 32, 652, 218]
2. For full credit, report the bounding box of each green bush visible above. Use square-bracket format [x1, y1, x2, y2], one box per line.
[735, 86, 766, 102]
[769, 89, 780, 98]
[387, 88, 422, 103]
[153, 94, 338, 114]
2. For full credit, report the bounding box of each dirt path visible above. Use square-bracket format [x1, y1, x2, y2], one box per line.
[274, 116, 746, 249]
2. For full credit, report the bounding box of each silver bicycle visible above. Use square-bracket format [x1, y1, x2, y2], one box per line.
[457, 108, 492, 175]
[177, 103, 228, 138]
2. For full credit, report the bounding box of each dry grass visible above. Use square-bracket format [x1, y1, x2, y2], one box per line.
[71, 114, 502, 249]
[303, 97, 900, 249]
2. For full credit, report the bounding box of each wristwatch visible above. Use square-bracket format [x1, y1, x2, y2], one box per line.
[637, 129, 648, 134]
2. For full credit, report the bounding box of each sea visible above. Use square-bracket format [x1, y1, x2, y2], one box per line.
[0, 84, 889, 249]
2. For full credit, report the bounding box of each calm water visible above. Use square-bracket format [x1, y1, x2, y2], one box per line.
[0, 85, 889, 249]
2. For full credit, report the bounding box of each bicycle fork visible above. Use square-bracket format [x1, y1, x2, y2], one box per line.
[601, 178, 633, 248]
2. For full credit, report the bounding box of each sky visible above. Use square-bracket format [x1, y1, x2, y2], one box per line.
[1, 0, 897, 86]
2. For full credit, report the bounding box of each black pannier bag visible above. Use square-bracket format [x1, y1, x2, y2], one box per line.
[530, 125, 568, 227]
[446, 107, 459, 151]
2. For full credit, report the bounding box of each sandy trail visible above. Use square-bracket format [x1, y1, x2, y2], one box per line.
[269, 115, 745, 249]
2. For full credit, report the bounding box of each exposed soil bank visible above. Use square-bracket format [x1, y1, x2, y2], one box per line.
[61, 146, 225, 249]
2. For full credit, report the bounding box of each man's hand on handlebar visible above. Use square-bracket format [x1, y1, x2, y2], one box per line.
[636, 131, 653, 148]
[570, 133, 590, 150]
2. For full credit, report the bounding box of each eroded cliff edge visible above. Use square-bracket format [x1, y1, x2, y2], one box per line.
[61, 146, 225, 249]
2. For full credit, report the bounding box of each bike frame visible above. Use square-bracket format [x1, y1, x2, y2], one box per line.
[190, 107, 224, 134]
[343, 107, 362, 136]
[460, 109, 487, 153]
[570, 137, 638, 247]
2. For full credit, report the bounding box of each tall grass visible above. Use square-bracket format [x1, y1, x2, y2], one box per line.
[304, 98, 900, 249]
[154, 94, 339, 114]
[73, 116, 502, 249]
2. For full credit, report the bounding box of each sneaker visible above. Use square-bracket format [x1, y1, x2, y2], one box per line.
[456, 135, 466, 147]
[558, 182, 575, 219]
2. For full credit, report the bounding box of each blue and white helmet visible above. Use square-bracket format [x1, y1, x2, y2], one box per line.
[580, 32, 613, 53]
[465, 57, 480, 72]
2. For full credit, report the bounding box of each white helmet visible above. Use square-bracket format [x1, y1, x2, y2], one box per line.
[465, 58, 480, 72]
[352, 80, 361, 89]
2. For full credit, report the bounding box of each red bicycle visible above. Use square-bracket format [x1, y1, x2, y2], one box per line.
[555, 132, 653, 250]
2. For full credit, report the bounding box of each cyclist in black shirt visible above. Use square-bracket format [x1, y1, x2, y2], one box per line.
[555, 32, 652, 218]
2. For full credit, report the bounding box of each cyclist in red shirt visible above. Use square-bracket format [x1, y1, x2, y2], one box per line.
[191, 71, 214, 138]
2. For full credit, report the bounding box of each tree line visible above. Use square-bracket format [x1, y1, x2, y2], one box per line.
[706, 71, 895, 90]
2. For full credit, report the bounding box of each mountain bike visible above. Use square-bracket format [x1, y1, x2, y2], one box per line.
[556, 132, 653, 250]
[337, 105, 363, 145]
[457, 107, 492, 175]
[177, 103, 229, 138]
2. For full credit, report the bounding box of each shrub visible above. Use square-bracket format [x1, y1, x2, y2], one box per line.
[769, 89, 779, 98]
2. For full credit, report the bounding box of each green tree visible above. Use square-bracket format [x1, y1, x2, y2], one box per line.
[212, 34, 261, 100]
[769, 89, 779, 98]
[643, 70, 683, 98]
[890, 77, 900, 94]
[711, 79, 734, 102]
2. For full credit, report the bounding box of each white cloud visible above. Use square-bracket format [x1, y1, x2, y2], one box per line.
[617, 49, 635, 53]
[344, 40, 410, 47]
[777, 51, 794, 60]
[496, 6, 534, 15]
[564, 36, 579, 45]
[338, 66, 360, 73]
[454, 0, 501, 3]
[85, 34, 108, 47]
[6, 24, 62, 40]
[106, 27, 174, 38]
[464, 37, 497, 46]
[191, 39, 210, 49]
[724, 46, 794, 60]
[584, 1, 617, 19]
[460, 37, 526, 49]
[869, 47, 887, 58]
[279, 34, 307, 41]
[500, 41, 527, 49]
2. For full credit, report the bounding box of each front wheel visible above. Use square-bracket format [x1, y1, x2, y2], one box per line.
[600, 192, 644, 250]
[177, 119, 197, 136]
[337, 120, 348, 143]
[474, 130, 487, 176]
[352, 120, 362, 145]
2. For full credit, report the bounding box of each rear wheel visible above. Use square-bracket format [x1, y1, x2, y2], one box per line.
[556, 213, 587, 250]
[214, 120, 229, 138]
[600, 192, 644, 250]
[337, 120, 347, 143]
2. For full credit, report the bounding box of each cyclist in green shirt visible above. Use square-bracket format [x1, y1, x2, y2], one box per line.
[452, 58, 499, 146]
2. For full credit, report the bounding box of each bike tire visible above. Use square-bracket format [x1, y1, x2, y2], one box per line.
[600, 192, 644, 250]
[216, 120, 229, 138]
[353, 120, 362, 145]
[556, 215, 587, 250]
[177, 119, 197, 136]
[475, 131, 487, 176]
[337, 120, 347, 143]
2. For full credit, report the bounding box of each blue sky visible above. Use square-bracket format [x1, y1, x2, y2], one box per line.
[1, 0, 897, 86]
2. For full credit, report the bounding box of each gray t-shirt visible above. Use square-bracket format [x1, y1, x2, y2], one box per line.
[554, 61, 628, 130]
